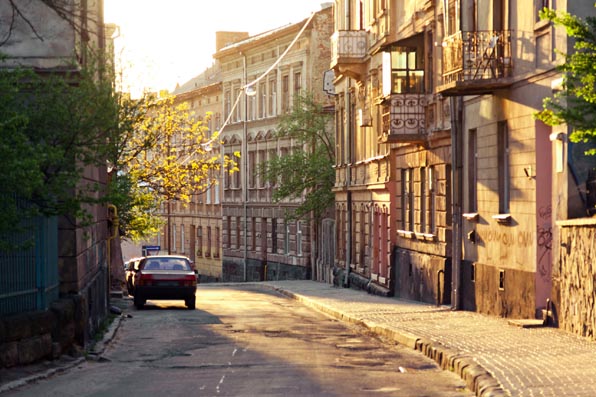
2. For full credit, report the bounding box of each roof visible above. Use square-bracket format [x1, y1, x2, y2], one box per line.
[173, 64, 221, 95]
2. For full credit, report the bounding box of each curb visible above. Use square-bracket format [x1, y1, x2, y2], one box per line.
[0, 311, 125, 393]
[269, 284, 510, 397]
[0, 357, 85, 394]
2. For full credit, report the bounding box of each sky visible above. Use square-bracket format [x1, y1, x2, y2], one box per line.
[104, 0, 330, 96]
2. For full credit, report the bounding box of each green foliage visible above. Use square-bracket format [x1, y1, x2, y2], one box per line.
[259, 92, 334, 220]
[536, 7, 596, 155]
[0, 64, 120, 242]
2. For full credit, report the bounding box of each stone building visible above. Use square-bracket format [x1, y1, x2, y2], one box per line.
[0, 0, 113, 366]
[160, 66, 225, 281]
[437, 0, 596, 319]
[213, 4, 335, 282]
[331, 0, 596, 320]
[331, 0, 453, 300]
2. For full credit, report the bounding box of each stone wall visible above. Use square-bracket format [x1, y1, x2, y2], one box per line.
[0, 296, 85, 368]
[554, 218, 596, 339]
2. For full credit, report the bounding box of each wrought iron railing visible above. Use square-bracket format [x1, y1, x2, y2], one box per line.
[442, 30, 512, 86]
[382, 93, 427, 139]
[331, 30, 368, 64]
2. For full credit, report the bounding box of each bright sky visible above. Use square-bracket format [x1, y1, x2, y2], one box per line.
[104, 0, 329, 97]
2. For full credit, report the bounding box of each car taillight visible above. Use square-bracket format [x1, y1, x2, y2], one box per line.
[138, 273, 154, 286]
[181, 275, 197, 287]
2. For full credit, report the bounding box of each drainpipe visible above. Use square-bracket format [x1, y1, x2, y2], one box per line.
[450, 96, 463, 310]
[344, 78, 353, 288]
[107, 204, 119, 299]
[242, 52, 248, 282]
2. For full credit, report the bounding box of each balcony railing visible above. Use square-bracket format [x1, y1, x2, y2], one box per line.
[438, 30, 513, 96]
[380, 93, 427, 143]
[330, 30, 368, 80]
[331, 30, 368, 62]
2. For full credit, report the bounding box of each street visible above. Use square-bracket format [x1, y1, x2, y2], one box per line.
[4, 284, 472, 397]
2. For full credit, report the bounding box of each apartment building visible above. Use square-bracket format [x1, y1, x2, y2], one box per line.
[331, 0, 452, 300]
[164, 66, 225, 280]
[437, 0, 596, 318]
[331, 0, 596, 319]
[213, 5, 335, 282]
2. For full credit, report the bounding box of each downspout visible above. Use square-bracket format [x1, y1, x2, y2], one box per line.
[343, 2, 353, 288]
[107, 204, 119, 299]
[242, 52, 248, 282]
[449, 0, 464, 310]
[344, 78, 353, 288]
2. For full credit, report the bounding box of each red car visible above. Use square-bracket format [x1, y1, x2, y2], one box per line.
[131, 255, 198, 310]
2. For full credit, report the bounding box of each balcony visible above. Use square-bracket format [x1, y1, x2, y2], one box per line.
[379, 93, 427, 144]
[437, 30, 513, 96]
[330, 30, 368, 80]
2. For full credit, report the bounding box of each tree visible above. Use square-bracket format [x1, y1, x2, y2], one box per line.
[0, 63, 120, 247]
[259, 92, 334, 221]
[536, 7, 596, 154]
[111, 93, 238, 241]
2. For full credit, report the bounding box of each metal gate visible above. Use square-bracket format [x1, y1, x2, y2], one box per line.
[0, 215, 59, 316]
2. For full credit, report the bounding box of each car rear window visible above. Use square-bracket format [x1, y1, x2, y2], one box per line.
[143, 259, 191, 271]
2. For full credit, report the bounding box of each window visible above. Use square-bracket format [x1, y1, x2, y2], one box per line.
[402, 169, 414, 231]
[214, 227, 220, 258]
[281, 74, 290, 113]
[467, 129, 478, 213]
[284, 220, 290, 255]
[420, 167, 427, 233]
[206, 226, 212, 257]
[429, 166, 436, 234]
[180, 225, 185, 253]
[535, 0, 549, 22]
[251, 217, 256, 250]
[258, 150, 266, 188]
[249, 150, 256, 188]
[293, 71, 302, 96]
[214, 182, 220, 204]
[383, 47, 424, 95]
[206, 185, 212, 205]
[272, 218, 278, 253]
[197, 226, 203, 257]
[269, 79, 277, 116]
[236, 216, 242, 249]
[498, 122, 510, 214]
[296, 221, 303, 256]
[234, 87, 241, 122]
[259, 82, 267, 118]
[224, 90, 231, 120]
[225, 217, 231, 249]
[172, 224, 177, 252]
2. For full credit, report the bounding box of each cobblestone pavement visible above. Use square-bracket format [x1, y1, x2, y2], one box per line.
[258, 280, 596, 397]
[3, 280, 596, 397]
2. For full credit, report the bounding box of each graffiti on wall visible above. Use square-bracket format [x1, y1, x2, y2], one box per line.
[537, 205, 552, 281]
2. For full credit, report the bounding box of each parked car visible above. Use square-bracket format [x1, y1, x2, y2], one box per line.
[131, 255, 198, 310]
[124, 257, 144, 296]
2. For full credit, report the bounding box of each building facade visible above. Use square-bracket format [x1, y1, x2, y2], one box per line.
[164, 66, 225, 281]
[214, 5, 335, 282]
[331, 0, 453, 300]
[0, 0, 113, 365]
[437, 0, 596, 318]
[331, 0, 596, 319]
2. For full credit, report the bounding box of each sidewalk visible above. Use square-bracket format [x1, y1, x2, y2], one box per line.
[261, 280, 596, 397]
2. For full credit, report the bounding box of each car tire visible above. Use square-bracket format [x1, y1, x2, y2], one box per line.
[185, 296, 196, 310]
[134, 295, 145, 309]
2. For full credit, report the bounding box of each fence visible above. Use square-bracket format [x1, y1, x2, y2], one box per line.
[0, 215, 59, 316]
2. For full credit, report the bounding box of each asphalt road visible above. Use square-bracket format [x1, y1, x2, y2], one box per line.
[4, 284, 473, 397]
